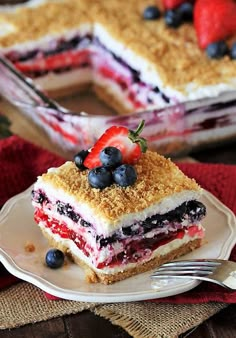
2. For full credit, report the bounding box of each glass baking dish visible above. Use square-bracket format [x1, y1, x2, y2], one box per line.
[0, 55, 236, 159]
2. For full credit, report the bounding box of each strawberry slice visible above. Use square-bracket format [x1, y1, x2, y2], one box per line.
[84, 120, 147, 169]
[14, 49, 91, 74]
[162, 0, 194, 10]
[194, 0, 236, 49]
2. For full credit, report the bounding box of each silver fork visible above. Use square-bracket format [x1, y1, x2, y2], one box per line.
[151, 259, 236, 290]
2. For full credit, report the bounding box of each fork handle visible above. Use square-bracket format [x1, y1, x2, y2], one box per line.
[216, 272, 236, 290]
[151, 275, 235, 290]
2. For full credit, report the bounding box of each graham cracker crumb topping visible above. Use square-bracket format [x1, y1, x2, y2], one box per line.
[40, 151, 200, 222]
[24, 241, 36, 253]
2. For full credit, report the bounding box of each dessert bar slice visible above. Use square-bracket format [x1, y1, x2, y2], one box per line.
[32, 150, 206, 284]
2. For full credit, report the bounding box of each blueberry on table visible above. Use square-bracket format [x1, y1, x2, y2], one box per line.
[113, 164, 137, 187]
[206, 41, 228, 59]
[99, 146, 122, 168]
[45, 249, 65, 269]
[164, 10, 182, 28]
[143, 6, 161, 20]
[88, 166, 113, 189]
[74, 149, 89, 170]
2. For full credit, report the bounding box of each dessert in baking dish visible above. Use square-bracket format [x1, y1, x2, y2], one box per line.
[1, 0, 236, 114]
[0, 0, 236, 156]
[31, 122, 206, 284]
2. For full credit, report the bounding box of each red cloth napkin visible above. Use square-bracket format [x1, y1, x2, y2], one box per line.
[0, 135, 236, 303]
[0, 135, 64, 290]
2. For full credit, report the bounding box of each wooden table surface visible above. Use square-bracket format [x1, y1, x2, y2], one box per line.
[0, 98, 236, 338]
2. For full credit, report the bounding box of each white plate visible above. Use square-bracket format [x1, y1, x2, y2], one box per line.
[0, 185, 236, 303]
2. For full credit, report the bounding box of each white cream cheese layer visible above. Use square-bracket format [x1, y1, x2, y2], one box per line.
[33, 175, 202, 236]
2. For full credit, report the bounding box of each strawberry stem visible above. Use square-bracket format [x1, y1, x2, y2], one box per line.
[128, 120, 147, 153]
[134, 119, 145, 135]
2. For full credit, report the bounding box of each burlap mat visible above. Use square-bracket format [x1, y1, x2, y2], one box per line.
[0, 282, 227, 337]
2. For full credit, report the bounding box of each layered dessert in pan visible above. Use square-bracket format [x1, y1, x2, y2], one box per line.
[1, 0, 236, 111]
[0, 0, 236, 153]
[32, 122, 206, 284]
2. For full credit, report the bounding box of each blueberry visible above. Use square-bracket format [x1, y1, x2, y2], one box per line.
[206, 41, 228, 59]
[143, 5, 161, 20]
[230, 42, 236, 60]
[153, 86, 160, 93]
[74, 149, 89, 170]
[88, 166, 113, 189]
[178, 2, 193, 21]
[56, 201, 78, 222]
[122, 226, 132, 236]
[45, 249, 65, 269]
[186, 200, 206, 222]
[80, 219, 91, 227]
[56, 201, 66, 215]
[99, 146, 122, 168]
[99, 234, 117, 248]
[164, 9, 182, 28]
[31, 190, 47, 204]
[166, 202, 187, 222]
[113, 164, 137, 187]
[161, 93, 170, 103]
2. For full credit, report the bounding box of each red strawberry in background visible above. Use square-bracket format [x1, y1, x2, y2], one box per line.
[162, 0, 194, 10]
[194, 0, 236, 49]
[83, 121, 147, 169]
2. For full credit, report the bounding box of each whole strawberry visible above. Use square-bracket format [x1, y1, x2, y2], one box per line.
[83, 120, 147, 169]
[194, 0, 236, 49]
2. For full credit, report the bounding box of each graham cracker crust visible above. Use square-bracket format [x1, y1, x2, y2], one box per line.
[93, 84, 133, 115]
[45, 83, 91, 100]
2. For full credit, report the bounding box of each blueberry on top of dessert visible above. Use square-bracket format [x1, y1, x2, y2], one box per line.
[79, 120, 147, 189]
